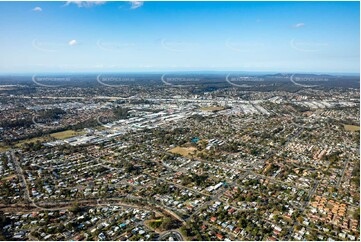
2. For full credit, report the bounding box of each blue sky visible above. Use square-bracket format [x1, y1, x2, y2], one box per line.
[0, 1, 359, 74]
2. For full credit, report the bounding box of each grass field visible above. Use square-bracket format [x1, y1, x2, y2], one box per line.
[169, 146, 197, 157]
[344, 124, 360, 132]
[50, 130, 85, 139]
[0, 143, 10, 152]
[0, 130, 84, 149]
[1, 174, 16, 181]
[15, 137, 50, 147]
[200, 106, 225, 111]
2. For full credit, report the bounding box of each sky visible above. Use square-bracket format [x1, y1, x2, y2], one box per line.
[0, 1, 359, 74]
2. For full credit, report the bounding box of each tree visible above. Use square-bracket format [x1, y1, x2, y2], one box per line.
[69, 202, 81, 214]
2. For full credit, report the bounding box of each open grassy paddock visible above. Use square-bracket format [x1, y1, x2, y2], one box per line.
[50, 130, 85, 139]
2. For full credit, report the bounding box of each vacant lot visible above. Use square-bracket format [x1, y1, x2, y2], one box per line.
[344, 124, 360, 132]
[200, 106, 225, 112]
[50, 130, 85, 139]
[169, 146, 197, 157]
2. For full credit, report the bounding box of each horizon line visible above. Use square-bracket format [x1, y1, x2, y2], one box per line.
[0, 71, 359, 76]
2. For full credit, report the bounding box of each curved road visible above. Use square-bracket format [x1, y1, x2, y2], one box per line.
[159, 230, 184, 241]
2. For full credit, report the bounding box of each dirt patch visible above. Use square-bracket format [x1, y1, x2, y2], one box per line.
[343, 124, 360, 132]
[200, 106, 225, 112]
[169, 146, 197, 158]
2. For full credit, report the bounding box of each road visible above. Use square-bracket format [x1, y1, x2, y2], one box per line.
[159, 230, 184, 241]
[337, 159, 349, 188]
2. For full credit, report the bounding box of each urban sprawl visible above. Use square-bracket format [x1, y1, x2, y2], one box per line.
[0, 74, 359, 241]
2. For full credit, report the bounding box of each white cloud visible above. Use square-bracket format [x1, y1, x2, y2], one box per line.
[64, 1, 106, 8]
[68, 40, 78, 46]
[293, 23, 305, 28]
[32, 7, 42, 12]
[129, 1, 143, 9]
